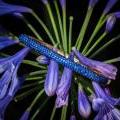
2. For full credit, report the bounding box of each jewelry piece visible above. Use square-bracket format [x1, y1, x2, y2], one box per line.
[19, 34, 107, 83]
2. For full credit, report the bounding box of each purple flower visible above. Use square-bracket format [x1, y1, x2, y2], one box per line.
[0, 36, 18, 50]
[0, 95, 13, 119]
[92, 81, 120, 106]
[0, 0, 32, 16]
[36, 55, 49, 64]
[106, 15, 116, 32]
[20, 110, 30, 120]
[78, 84, 91, 118]
[0, 77, 24, 119]
[0, 47, 29, 118]
[41, 0, 48, 5]
[70, 115, 76, 120]
[59, 0, 66, 8]
[92, 98, 120, 120]
[72, 47, 117, 80]
[89, 0, 99, 8]
[103, 0, 118, 14]
[0, 47, 29, 99]
[114, 12, 120, 18]
[55, 53, 74, 108]
[44, 49, 59, 96]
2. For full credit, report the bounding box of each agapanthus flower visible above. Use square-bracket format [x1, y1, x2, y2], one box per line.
[0, 47, 29, 118]
[70, 115, 76, 120]
[106, 15, 116, 32]
[0, 36, 18, 50]
[41, 0, 48, 5]
[44, 49, 59, 96]
[72, 47, 117, 80]
[0, 0, 32, 16]
[55, 53, 74, 108]
[114, 12, 120, 18]
[78, 84, 91, 118]
[103, 0, 118, 14]
[92, 81, 120, 106]
[89, 0, 99, 8]
[20, 110, 30, 120]
[59, 0, 66, 8]
[92, 98, 120, 120]
[36, 55, 49, 64]
[0, 0, 120, 119]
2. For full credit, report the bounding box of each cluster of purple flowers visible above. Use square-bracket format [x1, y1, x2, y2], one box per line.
[0, 0, 120, 120]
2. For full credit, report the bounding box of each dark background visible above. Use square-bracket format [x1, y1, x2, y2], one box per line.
[0, 0, 120, 120]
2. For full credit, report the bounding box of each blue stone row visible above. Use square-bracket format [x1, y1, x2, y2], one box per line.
[19, 34, 107, 84]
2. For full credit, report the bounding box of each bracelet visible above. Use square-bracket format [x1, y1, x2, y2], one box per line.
[19, 34, 107, 83]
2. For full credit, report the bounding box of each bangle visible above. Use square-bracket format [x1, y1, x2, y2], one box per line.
[19, 34, 107, 83]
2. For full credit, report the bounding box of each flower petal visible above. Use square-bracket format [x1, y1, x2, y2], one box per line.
[103, 0, 118, 14]
[55, 94, 68, 108]
[72, 47, 117, 80]
[44, 59, 59, 96]
[94, 99, 120, 120]
[0, 36, 18, 50]
[36, 55, 49, 64]
[92, 81, 120, 106]
[106, 15, 116, 32]
[89, 0, 99, 7]
[20, 111, 30, 120]
[78, 85, 91, 118]
[0, 0, 32, 16]
[55, 53, 74, 108]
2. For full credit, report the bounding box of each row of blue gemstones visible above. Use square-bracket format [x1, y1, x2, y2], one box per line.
[19, 34, 108, 83]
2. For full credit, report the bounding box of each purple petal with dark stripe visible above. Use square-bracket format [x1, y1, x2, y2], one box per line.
[72, 47, 117, 80]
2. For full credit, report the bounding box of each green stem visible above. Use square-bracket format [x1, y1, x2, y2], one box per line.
[31, 11, 56, 45]
[104, 57, 120, 64]
[85, 32, 107, 56]
[50, 105, 56, 120]
[82, 15, 107, 54]
[45, 3, 62, 49]
[82, 15, 106, 54]
[63, 6, 67, 54]
[26, 76, 44, 81]
[28, 70, 47, 76]
[61, 106, 68, 120]
[28, 89, 44, 110]
[21, 81, 44, 89]
[54, 1, 65, 52]
[90, 34, 120, 58]
[23, 60, 46, 69]
[69, 16, 74, 52]
[14, 87, 40, 102]
[75, 7, 94, 50]
[22, 16, 42, 40]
